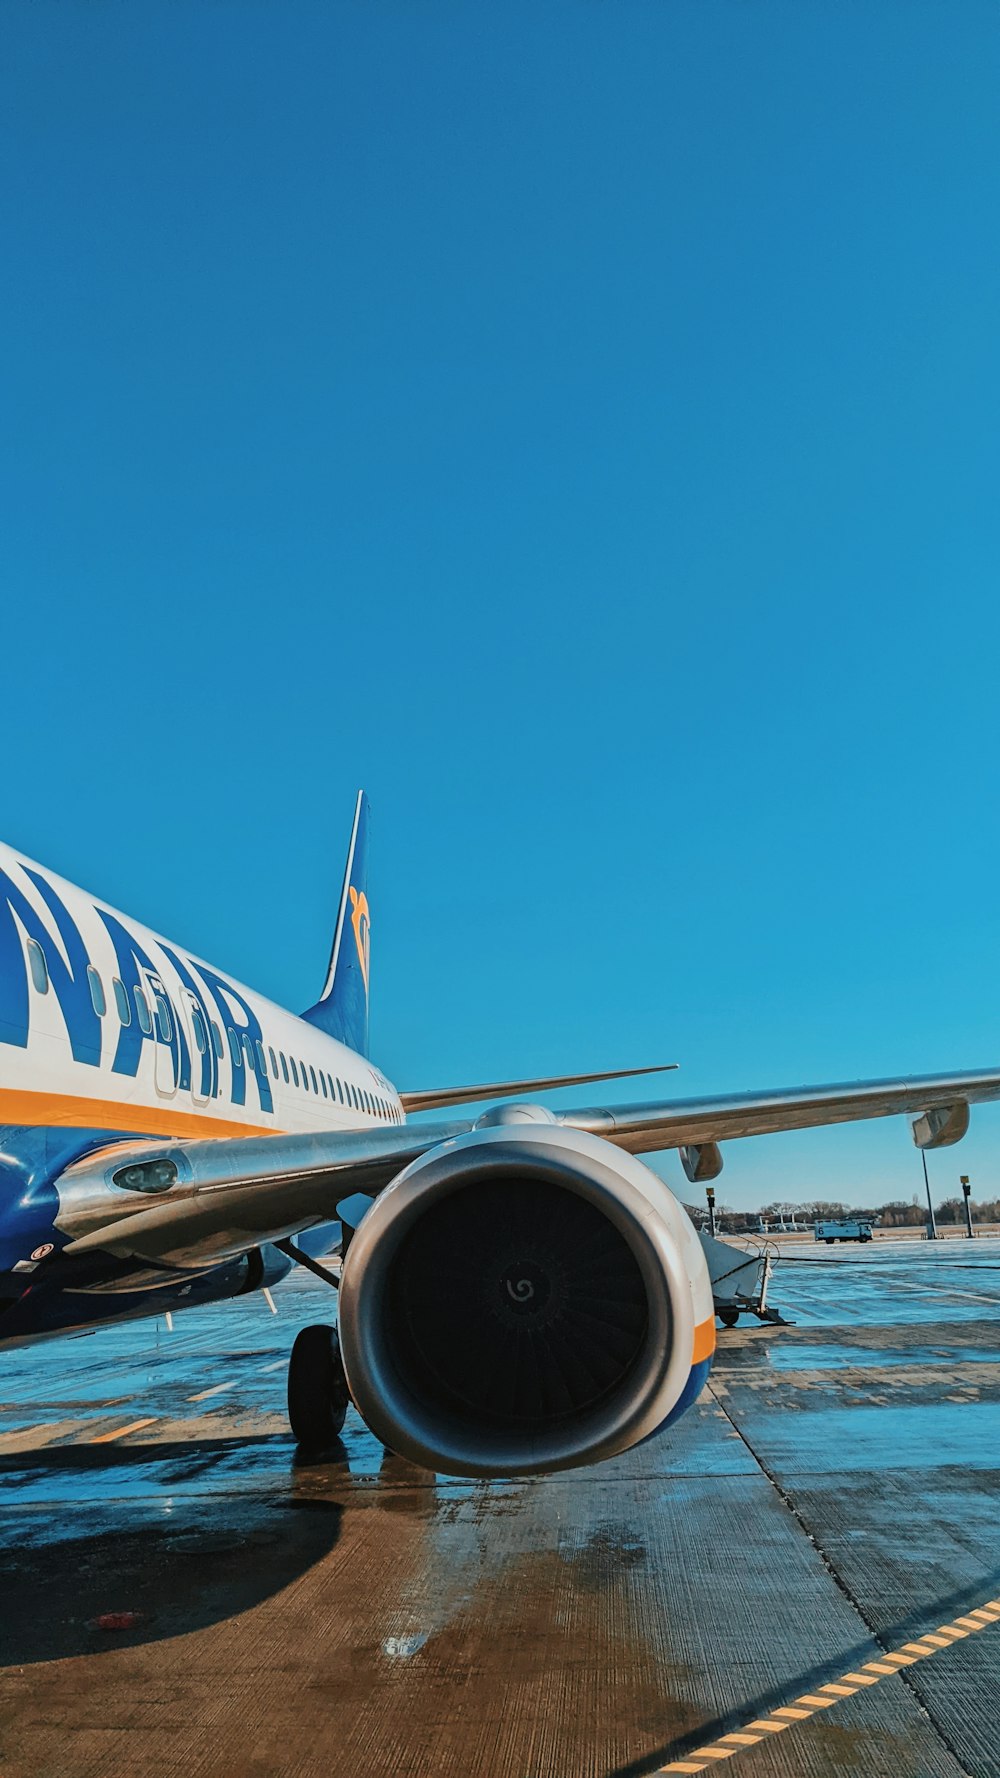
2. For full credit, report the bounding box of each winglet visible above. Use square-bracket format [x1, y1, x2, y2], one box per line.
[301, 791, 371, 1056]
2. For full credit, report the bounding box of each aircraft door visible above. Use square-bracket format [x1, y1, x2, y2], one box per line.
[179, 990, 210, 1105]
[145, 971, 178, 1099]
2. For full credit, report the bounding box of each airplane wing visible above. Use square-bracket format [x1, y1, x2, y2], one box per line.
[54, 1064, 1000, 1267]
[557, 1065, 1000, 1158]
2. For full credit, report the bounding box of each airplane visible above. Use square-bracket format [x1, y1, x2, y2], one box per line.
[1, 791, 998, 1478]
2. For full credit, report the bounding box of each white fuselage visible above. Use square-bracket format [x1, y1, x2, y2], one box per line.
[0, 840, 402, 1143]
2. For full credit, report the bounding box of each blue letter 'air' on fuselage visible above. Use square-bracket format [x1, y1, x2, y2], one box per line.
[0, 863, 273, 1114]
[160, 944, 219, 1099]
[196, 965, 273, 1113]
[96, 909, 190, 1088]
[0, 867, 101, 1063]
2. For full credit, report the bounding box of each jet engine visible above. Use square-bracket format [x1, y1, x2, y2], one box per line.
[337, 1113, 715, 1477]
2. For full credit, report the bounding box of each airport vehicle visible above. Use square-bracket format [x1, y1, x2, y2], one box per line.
[1, 794, 998, 1478]
[815, 1216, 875, 1244]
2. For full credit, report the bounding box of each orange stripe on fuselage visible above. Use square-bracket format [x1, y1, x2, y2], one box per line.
[0, 1086, 276, 1142]
[693, 1316, 716, 1365]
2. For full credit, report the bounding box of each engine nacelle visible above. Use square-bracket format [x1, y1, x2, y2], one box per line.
[337, 1120, 715, 1477]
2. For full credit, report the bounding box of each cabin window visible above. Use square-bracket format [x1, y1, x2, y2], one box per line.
[191, 1006, 208, 1053]
[113, 977, 131, 1026]
[134, 986, 153, 1034]
[300, 1060, 309, 1090]
[87, 966, 106, 1016]
[26, 939, 49, 994]
[319, 1071, 328, 1098]
[154, 995, 172, 1042]
[211, 1022, 224, 1059]
[327, 1074, 335, 1100]
[309, 1065, 318, 1094]
[243, 1033, 256, 1073]
[255, 1038, 266, 1076]
[268, 1045, 278, 1077]
[290, 1056, 299, 1087]
[280, 1051, 289, 1083]
[229, 1027, 243, 1067]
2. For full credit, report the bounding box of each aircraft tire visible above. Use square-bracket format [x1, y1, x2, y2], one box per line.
[718, 1307, 740, 1328]
[287, 1324, 350, 1447]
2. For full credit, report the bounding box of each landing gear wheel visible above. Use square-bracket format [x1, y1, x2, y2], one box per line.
[287, 1324, 350, 1447]
[718, 1307, 740, 1328]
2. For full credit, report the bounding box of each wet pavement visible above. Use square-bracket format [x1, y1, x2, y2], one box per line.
[0, 1238, 998, 1777]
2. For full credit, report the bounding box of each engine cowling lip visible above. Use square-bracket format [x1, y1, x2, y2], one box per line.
[338, 1125, 697, 1477]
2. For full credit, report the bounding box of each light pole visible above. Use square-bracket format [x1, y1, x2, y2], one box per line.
[706, 1185, 717, 1240]
[960, 1175, 975, 1240]
[922, 1151, 937, 1240]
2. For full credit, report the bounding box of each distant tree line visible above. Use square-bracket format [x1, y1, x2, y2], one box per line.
[685, 1194, 1000, 1232]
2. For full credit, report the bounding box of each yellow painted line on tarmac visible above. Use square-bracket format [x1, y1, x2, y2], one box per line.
[91, 1417, 159, 1444]
[258, 1360, 286, 1373]
[658, 1595, 1000, 1773]
[187, 1380, 237, 1402]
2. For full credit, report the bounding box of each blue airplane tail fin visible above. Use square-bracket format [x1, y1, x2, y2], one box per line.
[301, 791, 371, 1056]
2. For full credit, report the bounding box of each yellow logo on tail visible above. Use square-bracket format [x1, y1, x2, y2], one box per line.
[349, 886, 370, 996]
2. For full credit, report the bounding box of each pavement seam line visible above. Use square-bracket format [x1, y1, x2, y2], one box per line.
[658, 1593, 1000, 1774]
[702, 1377, 982, 1777]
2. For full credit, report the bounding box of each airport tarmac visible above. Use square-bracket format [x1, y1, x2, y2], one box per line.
[0, 1237, 998, 1778]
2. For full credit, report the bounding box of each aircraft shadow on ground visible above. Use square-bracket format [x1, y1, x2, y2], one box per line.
[0, 1433, 358, 1665]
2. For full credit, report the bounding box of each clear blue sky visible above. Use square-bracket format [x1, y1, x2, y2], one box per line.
[3, 3, 999, 1209]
